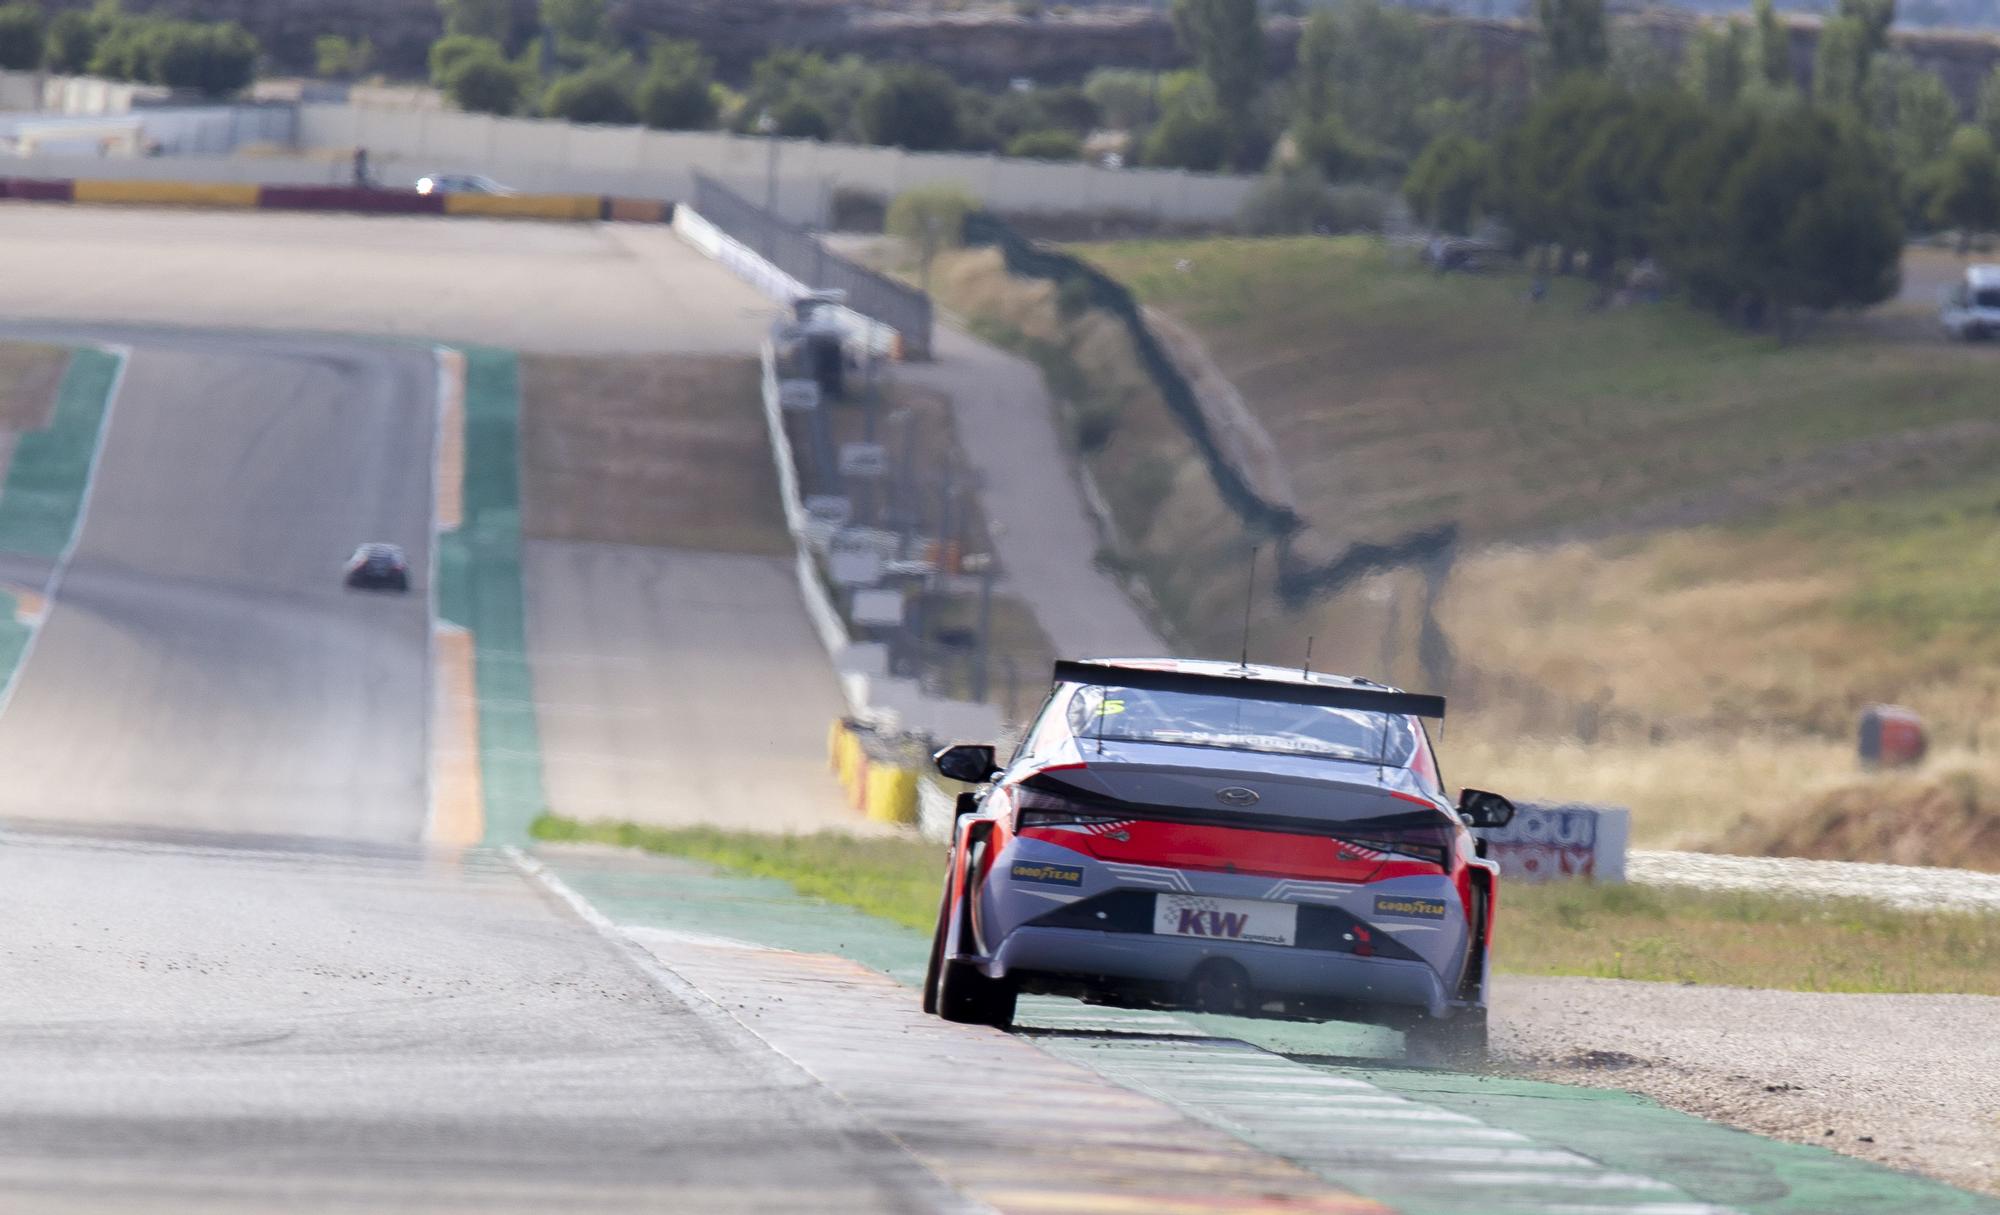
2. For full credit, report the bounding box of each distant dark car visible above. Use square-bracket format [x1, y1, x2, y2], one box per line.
[344, 543, 410, 592]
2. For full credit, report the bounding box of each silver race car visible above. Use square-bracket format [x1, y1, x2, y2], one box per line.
[923, 658, 1513, 1062]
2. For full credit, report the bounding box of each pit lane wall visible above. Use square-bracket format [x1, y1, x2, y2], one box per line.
[0, 174, 671, 222]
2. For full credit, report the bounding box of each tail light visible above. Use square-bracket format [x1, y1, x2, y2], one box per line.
[1335, 824, 1452, 870]
[1015, 785, 1128, 830]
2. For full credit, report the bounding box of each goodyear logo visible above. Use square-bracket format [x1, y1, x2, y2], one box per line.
[1010, 861, 1084, 887]
[1373, 894, 1447, 920]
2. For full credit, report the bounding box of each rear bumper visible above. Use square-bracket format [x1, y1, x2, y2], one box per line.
[986, 924, 1455, 1019]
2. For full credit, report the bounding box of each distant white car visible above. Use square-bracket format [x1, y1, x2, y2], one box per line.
[1941, 264, 2000, 340]
[415, 174, 516, 197]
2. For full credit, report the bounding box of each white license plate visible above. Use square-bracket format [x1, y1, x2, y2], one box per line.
[1153, 895, 1298, 946]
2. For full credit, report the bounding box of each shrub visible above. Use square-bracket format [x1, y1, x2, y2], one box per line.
[859, 64, 961, 151]
[444, 49, 528, 116]
[0, 3, 44, 71]
[886, 183, 979, 250]
[1006, 129, 1084, 161]
[1238, 167, 1387, 235]
[637, 40, 717, 130]
[542, 62, 637, 125]
[428, 34, 498, 87]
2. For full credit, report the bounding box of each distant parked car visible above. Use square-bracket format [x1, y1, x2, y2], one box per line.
[1941, 264, 2000, 340]
[415, 174, 516, 197]
[344, 543, 410, 592]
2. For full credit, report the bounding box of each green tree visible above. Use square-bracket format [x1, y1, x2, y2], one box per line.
[0, 3, 44, 71]
[1292, 112, 1374, 181]
[437, 0, 512, 44]
[1141, 72, 1231, 171]
[540, 0, 606, 46]
[542, 61, 637, 124]
[1083, 68, 1158, 130]
[1752, 0, 1791, 87]
[1885, 67, 1959, 178]
[1404, 132, 1493, 234]
[1294, 7, 1339, 125]
[1981, 67, 2000, 146]
[1683, 21, 1750, 107]
[858, 64, 961, 151]
[1171, 0, 1265, 161]
[443, 45, 527, 114]
[1493, 74, 1626, 258]
[636, 39, 716, 131]
[430, 34, 500, 87]
[1293, 0, 1447, 165]
[1006, 129, 1084, 160]
[1537, 0, 1608, 79]
[45, 10, 99, 74]
[1839, 0, 1896, 61]
[146, 22, 258, 97]
[1928, 126, 2000, 249]
[1662, 107, 1901, 336]
[1812, 17, 1869, 111]
[315, 35, 372, 79]
[1565, 89, 1710, 279]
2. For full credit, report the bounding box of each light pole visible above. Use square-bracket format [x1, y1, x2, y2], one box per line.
[755, 109, 780, 215]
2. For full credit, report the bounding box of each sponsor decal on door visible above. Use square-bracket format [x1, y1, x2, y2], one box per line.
[1153, 895, 1298, 946]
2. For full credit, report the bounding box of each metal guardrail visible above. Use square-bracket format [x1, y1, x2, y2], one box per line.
[694, 175, 933, 359]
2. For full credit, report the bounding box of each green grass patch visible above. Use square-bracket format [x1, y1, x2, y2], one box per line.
[534, 815, 2000, 995]
[532, 815, 942, 930]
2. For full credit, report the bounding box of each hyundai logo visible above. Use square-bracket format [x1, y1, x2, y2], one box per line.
[1215, 786, 1260, 807]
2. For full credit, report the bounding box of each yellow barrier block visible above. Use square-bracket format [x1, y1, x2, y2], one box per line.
[73, 179, 260, 208]
[444, 192, 602, 221]
[606, 197, 669, 223]
[864, 764, 919, 826]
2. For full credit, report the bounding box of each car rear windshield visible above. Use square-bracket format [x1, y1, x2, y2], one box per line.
[1064, 683, 1424, 767]
[1977, 288, 2000, 309]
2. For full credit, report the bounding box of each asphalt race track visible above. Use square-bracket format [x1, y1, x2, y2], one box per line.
[0, 332, 433, 838]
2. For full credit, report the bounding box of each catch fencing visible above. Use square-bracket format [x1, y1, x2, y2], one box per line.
[697, 175, 933, 360]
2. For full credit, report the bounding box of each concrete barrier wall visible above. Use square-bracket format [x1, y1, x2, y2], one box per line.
[298, 103, 1257, 225]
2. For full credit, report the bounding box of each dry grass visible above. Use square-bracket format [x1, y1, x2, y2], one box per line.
[0, 343, 68, 433]
[1502, 880, 2000, 995]
[1079, 237, 2000, 553]
[1014, 235, 2000, 862]
[519, 354, 791, 556]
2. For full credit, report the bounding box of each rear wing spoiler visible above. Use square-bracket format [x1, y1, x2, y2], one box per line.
[1052, 660, 1445, 719]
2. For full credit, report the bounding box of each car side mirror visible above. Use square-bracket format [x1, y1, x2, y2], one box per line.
[934, 743, 1000, 785]
[1457, 788, 1516, 829]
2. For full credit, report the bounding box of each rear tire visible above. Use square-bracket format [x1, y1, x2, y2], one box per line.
[1405, 1007, 1488, 1069]
[920, 861, 954, 1015]
[937, 958, 1016, 1028]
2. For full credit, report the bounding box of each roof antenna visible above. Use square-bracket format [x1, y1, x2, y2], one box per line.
[1237, 544, 1258, 674]
[1301, 635, 1314, 680]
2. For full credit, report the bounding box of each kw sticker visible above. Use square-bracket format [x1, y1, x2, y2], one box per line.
[1155, 895, 1298, 946]
[1011, 861, 1086, 887]
[1373, 894, 1448, 920]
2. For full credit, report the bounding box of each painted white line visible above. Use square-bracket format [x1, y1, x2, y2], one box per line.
[422, 346, 451, 845]
[0, 345, 129, 722]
